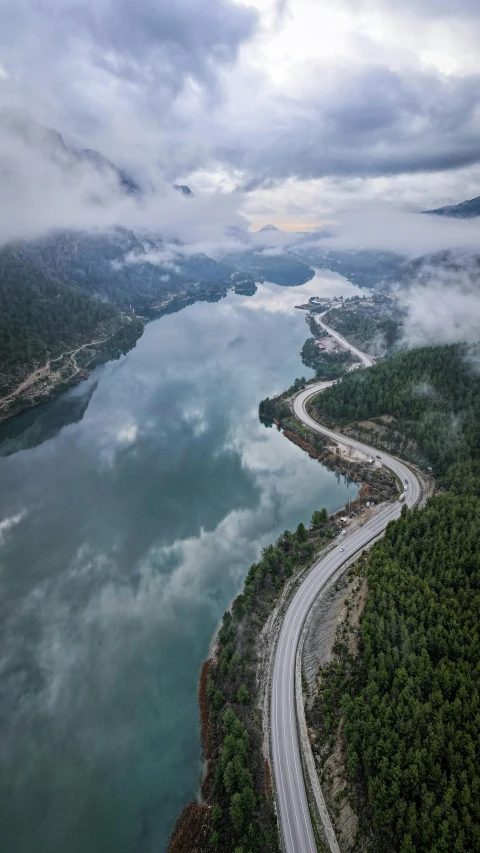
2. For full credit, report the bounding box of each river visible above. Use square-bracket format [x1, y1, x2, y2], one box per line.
[0, 270, 362, 853]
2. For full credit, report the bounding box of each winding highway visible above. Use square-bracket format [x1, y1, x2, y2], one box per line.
[317, 313, 375, 368]
[270, 329, 421, 853]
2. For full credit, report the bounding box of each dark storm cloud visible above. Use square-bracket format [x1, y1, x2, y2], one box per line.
[1, 0, 480, 204]
[0, 0, 258, 77]
[67, 0, 258, 91]
[0, 0, 259, 131]
[225, 65, 480, 187]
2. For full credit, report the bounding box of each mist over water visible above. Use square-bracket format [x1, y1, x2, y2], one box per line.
[0, 272, 360, 853]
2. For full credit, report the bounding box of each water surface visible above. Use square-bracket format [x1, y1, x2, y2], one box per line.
[0, 271, 361, 853]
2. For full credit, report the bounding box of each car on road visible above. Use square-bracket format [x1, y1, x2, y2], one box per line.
[376, 454, 381, 459]
[340, 547, 345, 552]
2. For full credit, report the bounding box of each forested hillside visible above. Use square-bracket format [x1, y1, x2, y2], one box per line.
[305, 343, 480, 852]
[0, 248, 137, 396]
[301, 337, 354, 379]
[323, 301, 402, 356]
[17, 229, 233, 314]
[294, 247, 404, 289]
[225, 249, 315, 287]
[342, 481, 480, 853]
[312, 344, 480, 473]
[0, 221, 314, 416]
[393, 250, 480, 291]
[0, 227, 235, 408]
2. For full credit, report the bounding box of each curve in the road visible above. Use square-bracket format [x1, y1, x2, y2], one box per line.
[316, 313, 375, 368]
[271, 374, 421, 853]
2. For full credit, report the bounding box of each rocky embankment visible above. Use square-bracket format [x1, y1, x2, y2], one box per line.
[304, 555, 370, 852]
[268, 387, 398, 505]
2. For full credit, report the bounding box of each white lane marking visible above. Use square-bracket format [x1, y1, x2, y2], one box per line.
[284, 588, 317, 853]
[273, 637, 296, 852]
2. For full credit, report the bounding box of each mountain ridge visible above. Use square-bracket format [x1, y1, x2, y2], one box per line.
[423, 195, 480, 219]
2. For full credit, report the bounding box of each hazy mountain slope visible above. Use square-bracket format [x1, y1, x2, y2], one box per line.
[294, 246, 405, 289]
[1, 108, 142, 196]
[393, 249, 480, 288]
[16, 229, 237, 313]
[225, 249, 314, 286]
[424, 195, 480, 218]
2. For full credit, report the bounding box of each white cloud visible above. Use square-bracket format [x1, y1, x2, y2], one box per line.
[399, 255, 480, 347]
[116, 424, 138, 445]
[316, 204, 480, 258]
[1, 0, 480, 235]
[0, 512, 25, 546]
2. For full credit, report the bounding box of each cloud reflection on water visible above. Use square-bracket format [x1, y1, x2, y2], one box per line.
[0, 281, 359, 853]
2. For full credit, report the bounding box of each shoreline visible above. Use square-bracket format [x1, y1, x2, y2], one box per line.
[0, 283, 253, 432]
[166, 405, 399, 851]
[0, 316, 144, 427]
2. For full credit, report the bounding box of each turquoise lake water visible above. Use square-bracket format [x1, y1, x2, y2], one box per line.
[0, 271, 361, 852]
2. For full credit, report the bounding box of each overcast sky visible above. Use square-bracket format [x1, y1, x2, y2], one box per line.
[1, 0, 480, 230]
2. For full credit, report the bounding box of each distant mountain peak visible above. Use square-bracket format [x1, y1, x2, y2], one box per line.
[174, 184, 194, 197]
[423, 195, 480, 219]
[259, 224, 280, 232]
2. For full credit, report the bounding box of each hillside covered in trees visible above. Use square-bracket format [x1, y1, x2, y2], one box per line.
[303, 343, 480, 852]
[344, 474, 480, 852]
[0, 228, 237, 411]
[323, 298, 402, 357]
[226, 249, 314, 287]
[17, 229, 235, 314]
[0, 220, 318, 415]
[310, 344, 480, 474]
[301, 336, 355, 379]
[309, 467, 480, 853]
[0, 247, 141, 397]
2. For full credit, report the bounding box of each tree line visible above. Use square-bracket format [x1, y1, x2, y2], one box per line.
[342, 475, 480, 853]
[0, 248, 140, 396]
[301, 337, 354, 379]
[304, 341, 480, 851]
[187, 510, 332, 853]
[323, 307, 401, 352]
[312, 344, 480, 473]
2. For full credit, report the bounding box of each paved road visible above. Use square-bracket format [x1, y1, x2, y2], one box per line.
[270, 379, 421, 853]
[316, 313, 375, 368]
